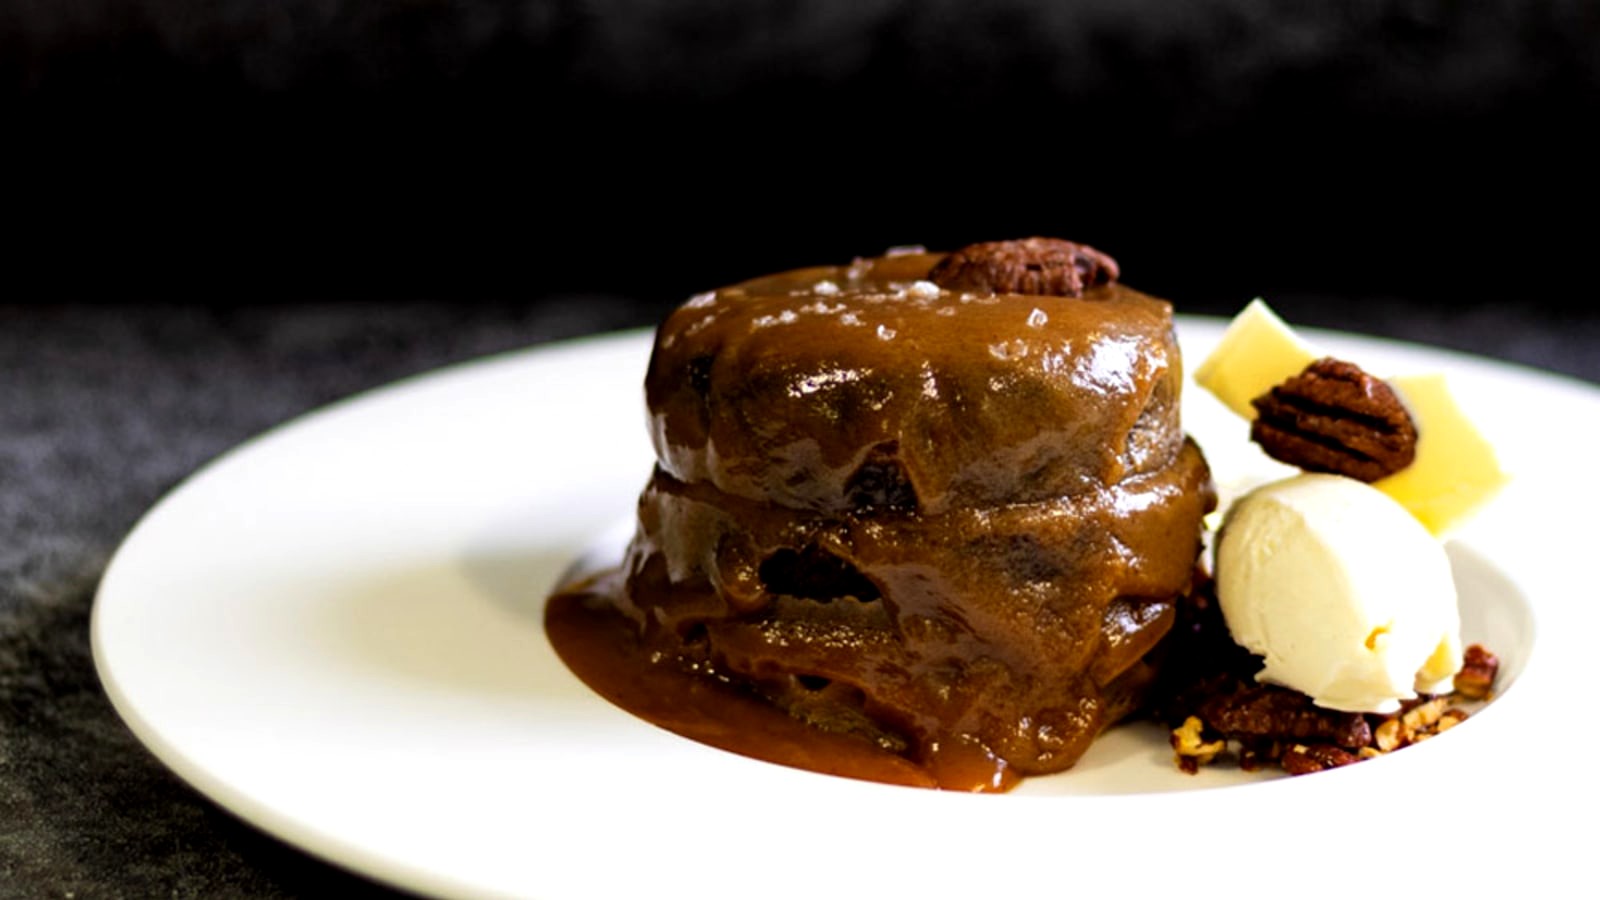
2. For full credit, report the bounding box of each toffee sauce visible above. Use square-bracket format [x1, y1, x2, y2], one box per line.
[546, 580, 1016, 792]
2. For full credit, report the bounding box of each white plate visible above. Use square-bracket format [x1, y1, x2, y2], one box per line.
[94, 319, 1600, 899]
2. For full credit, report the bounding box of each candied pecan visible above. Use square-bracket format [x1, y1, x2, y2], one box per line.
[1454, 644, 1500, 700]
[1250, 357, 1418, 481]
[926, 237, 1119, 297]
[1198, 684, 1372, 749]
[1281, 744, 1360, 775]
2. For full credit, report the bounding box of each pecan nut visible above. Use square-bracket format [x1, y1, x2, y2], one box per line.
[1454, 643, 1500, 700]
[1250, 357, 1418, 481]
[1281, 743, 1360, 775]
[1198, 684, 1372, 749]
[926, 237, 1119, 297]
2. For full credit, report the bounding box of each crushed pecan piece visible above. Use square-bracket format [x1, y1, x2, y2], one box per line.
[926, 237, 1119, 297]
[1198, 684, 1372, 749]
[1154, 583, 1501, 778]
[1250, 358, 1418, 481]
[1373, 717, 1404, 752]
[1437, 708, 1469, 732]
[1369, 696, 1466, 753]
[1171, 716, 1226, 773]
[1282, 744, 1360, 775]
[1454, 643, 1500, 700]
[1401, 696, 1450, 732]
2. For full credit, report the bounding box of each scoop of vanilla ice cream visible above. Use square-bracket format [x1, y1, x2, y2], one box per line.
[1215, 473, 1462, 714]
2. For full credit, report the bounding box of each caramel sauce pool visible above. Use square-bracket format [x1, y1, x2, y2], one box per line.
[545, 582, 1018, 792]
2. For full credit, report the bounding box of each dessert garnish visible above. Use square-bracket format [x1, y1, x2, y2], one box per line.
[1161, 598, 1500, 777]
[1164, 299, 1510, 775]
[1194, 298, 1510, 536]
[1216, 473, 1460, 713]
[1250, 358, 1418, 482]
[925, 237, 1120, 297]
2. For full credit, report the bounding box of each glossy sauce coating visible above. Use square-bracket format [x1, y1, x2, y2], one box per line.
[647, 253, 1185, 515]
[548, 250, 1215, 791]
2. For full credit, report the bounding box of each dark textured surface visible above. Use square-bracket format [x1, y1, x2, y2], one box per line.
[0, 299, 656, 898]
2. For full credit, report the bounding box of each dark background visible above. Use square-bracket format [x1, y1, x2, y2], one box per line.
[8, 0, 1598, 317]
[5, 2, 1598, 897]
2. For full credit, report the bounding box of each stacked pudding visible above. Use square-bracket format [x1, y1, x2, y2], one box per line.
[597, 242, 1215, 788]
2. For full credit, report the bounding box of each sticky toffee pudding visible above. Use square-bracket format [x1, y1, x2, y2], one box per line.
[547, 239, 1216, 791]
